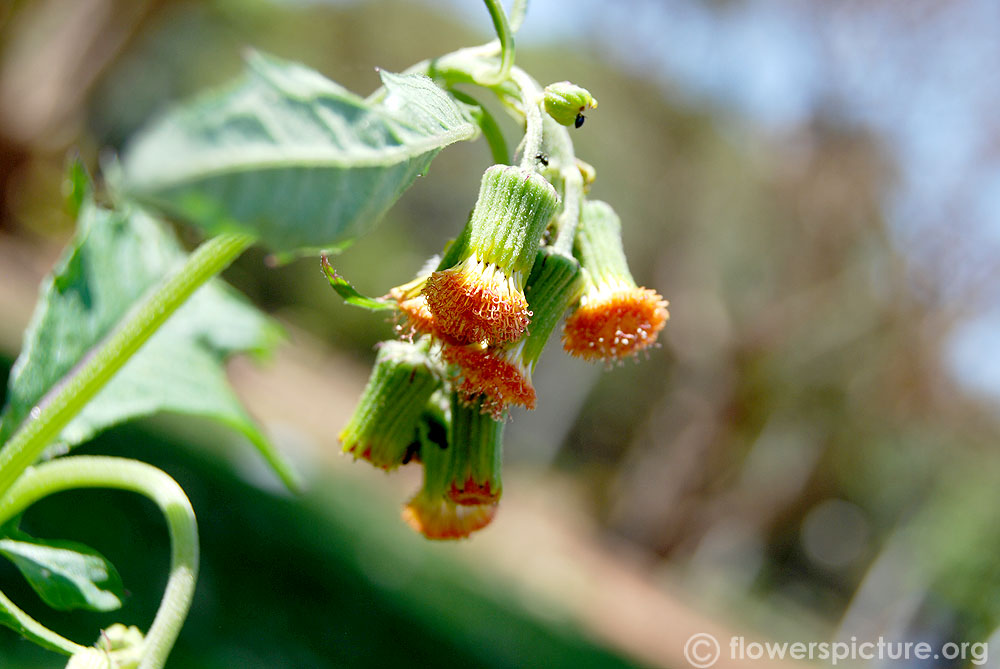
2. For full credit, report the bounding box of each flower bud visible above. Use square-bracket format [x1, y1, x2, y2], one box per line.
[543, 81, 598, 128]
[563, 201, 669, 361]
[423, 165, 560, 345]
[66, 649, 111, 669]
[67, 624, 144, 669]
[339, 340, 441, 470]
[98, 624, 142, 669]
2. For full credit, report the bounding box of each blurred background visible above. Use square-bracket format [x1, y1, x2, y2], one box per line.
[2, 0, 1000, 667]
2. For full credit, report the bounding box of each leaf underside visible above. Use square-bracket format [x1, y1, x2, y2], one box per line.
[122, 52, 478, 254]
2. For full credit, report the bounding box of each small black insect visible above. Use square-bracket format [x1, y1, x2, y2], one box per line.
[535, 152, 549, 167]
[574, 112, 586, 128]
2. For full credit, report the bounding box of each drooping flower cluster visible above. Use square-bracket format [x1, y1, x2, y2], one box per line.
[330, 117, 668, 540]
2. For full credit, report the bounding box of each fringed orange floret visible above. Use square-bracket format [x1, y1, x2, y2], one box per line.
[392, 293, 438, 340]
[386, 276, 438, 341]
[423, 255, 531, 345]
[449, 477, 501, 506]
[442, 342, 536, 418]
[402, 494, 497, 540]
[562, 284, 669, 361]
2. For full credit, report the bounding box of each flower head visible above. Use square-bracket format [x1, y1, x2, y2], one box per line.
[563, 201, 669, 361]
[424, 255, 531, 345]
[339, 340, 441, 470]
[442, 340, 535, 418]
[402, 494, 497, 540]
[423, 165, 560, 345]
[444, 395, 504, 505]
[562, 283, 668, 361]
[387, 275, 440, 341]
[435, 249, 582, 419]
[400, 398, 502, 538]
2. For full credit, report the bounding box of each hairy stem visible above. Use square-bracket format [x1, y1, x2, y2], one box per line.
[0, 233, 254, 498]
[511, 69, 545, 170]
[0, 456, 199, 669]
[537, 113, 584, 255]
[552, 165, 584, 255]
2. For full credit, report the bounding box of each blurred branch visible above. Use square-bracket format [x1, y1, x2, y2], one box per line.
[0, 0, 161, 150]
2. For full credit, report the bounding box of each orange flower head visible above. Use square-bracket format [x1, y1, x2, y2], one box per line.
[423, 165, 559, 345]
[384, 274, 437, 340]
[442, 340, 535, 418]
[563, 200, 669, 363]
[423, 255, 531, 345]
[396, 294, 437, 339]
[401, 398, 502, 536]
[402, 494, 497, 540]
[563, 281, 669, 361]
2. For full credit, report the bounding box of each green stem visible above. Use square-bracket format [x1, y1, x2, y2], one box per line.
[552, 166, 584, 256]
[479, 0, 515, 86]
[0, 588, 85, 656]
[511, 69, 545, 170]
[0, 456, 199, 669]
[509, 0, 528, 32]
[0, 233, 253, 499]
[536, 114, 584, 255]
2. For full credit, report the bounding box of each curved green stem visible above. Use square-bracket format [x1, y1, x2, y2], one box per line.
[0, 456, 199, 669]
[0, 233, 254, 499]
[479, 0, 515, 86]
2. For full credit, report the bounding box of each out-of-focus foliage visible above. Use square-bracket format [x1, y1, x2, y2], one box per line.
[2, 0, 1000, 664]
[0, 191, 289, 484]
[0, 382, 636, 669]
